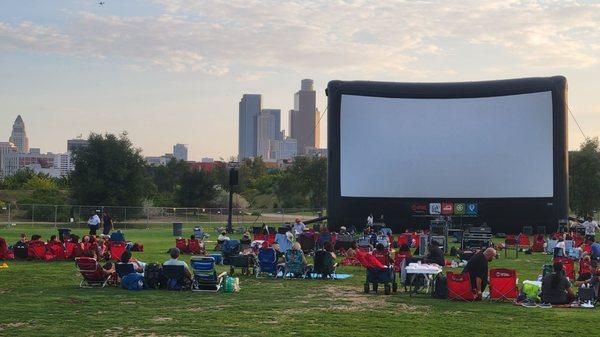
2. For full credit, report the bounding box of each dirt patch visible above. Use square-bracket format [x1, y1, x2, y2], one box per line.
[0, 322, 30, 331]
[151, 316, 173, 323]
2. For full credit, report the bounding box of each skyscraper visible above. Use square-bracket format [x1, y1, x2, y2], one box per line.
[9, 115, 29, 153]
[173, 143, 188, 161]
[67, 138, 88, 153]
[238, 94, 262, 160]
[256, 109, 281, 159]
[289, 79, 319, 155]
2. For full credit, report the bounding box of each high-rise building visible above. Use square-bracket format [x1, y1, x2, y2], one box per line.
[238, 94, 262, 160]
[0, 142, 18, 178]
[9, 115, 29, 153]
[289, 79, 319, 155]
[256, 109, 281, 159]
[67, 139, 88, 153]
[173, 143, 188, 161]
[270, 132, 298, 161]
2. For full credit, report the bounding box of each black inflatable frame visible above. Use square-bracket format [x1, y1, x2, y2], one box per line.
[326, 76, 568, 234]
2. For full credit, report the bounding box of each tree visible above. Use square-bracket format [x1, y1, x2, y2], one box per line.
[275, 156, 327, 209]
[175, 169, 216, 207]
[70, 133, 153, 206]
[569, 138, 600, 217]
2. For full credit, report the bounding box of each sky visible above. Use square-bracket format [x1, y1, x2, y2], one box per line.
[0, 0, 598, 160]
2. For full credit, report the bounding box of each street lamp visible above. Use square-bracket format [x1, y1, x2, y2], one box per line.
[226, 161, 239, 234]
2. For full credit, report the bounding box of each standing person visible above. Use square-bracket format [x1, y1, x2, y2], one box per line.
[462, 247, 496, 300]
[102, 210, 113, 236]
[293, 218, 306, 236]
[87, 212, 101, 236]
[367, 214, 374, 226]
[582, 216, 599, 241]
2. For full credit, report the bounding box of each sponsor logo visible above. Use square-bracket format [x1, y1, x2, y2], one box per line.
[441, 203, 454, 215]
[454, 203, 466, 215]
[429, 203, 441, 215]
[466, 203, 478, 215]
[411, 203, 428, 214]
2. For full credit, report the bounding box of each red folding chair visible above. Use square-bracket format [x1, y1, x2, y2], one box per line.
[75, 257, 116, 288]
[579, 258, 591, 278]
[27, 241, 47, 260]
[488, 268, 518, 302]
[553, 256, 575, 280]
[446, 272, 477, 301]
[531, 235, 545, 252]
[393, 252, 410, 272]
[176, 238, 188, 253]
[109, 242, 127, 261]
[517, 234, 530, 249]
[187, 239, 204, 255]
[47, 242, 67, 260]
[397, 234, 409, 247]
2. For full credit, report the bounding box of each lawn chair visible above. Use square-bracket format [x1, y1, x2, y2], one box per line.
[75, 257, 116, 288]
[0, 237, 15, 260]
[313, 250, 337, 279]
[531, 235, 545, 252]
[283, 249, 311, 278]
[564, 240, 574, 253]
[356, 250, 397, 294]
[191, 256, 226, 292]
[27, 241, 48, 260]
[334, 233, 354, 252]
[297, 232, 316, 254]
[446, 272, 477, 301]
[546, 239, 558, 254]
[162, 264, 191, 290]
[187, 239, 204, 255]
[517, 234, 530, 249]
[553, 256, 575, 280]
[221, 240, 241, 265]
[47, 241, 67, 260]
[255, 248, 280, 278]
[317, 233, 333, 250]
[115, 262, 137, 279]
[109, 242, 127, 261]
[275, 234, 293, 253]
[488, 268, 518, 302]
[176, 238, 188, 253]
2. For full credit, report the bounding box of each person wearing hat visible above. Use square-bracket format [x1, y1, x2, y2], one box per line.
[163, 247, 191, 279]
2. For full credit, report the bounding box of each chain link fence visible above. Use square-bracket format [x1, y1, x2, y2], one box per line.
[0, 203, 325, 229]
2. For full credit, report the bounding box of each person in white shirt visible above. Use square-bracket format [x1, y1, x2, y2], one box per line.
[87, 213, 101, 236]
[367, 214, 374, 225]
[583, 217, 599, 240]
[163, 248, 191, 278]
[555, 237, 566, 257]
[293, 218, 306, 236]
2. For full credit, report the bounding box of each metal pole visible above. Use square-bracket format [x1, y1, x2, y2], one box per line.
[8, 203, 11, 224]
[227, 187, 234, 234]
[32, 204, 35, 224]
[54, 205, 58, 228]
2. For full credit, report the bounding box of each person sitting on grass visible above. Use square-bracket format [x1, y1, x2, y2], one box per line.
[345, 241, 357, 259]
[48, 235, 59, 243]
[120, 249, 146, 273]
[541, 262, 575, 305]
[164, 248, 191, 279]
[324, 241, 337, 260]
[462, 247, 496, 300]
[30, 234, 43, 243]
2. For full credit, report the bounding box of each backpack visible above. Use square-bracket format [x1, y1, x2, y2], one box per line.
[13, 241, 28, 259]
[121, 273, 144, 291]
[432, 275, 448, 299]
[578, 286, 596, 302]
[144, 263, 164, 289]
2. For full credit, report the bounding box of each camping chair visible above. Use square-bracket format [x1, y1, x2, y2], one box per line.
[275, 234, 293, 253]
[313, 250, 337, 279]
[283, 249, 311, 278]
[553, 256, 575, 280]
[297, 232, 316, 254]
[446, 272, 477, 301]
[317, 233, 333, 250]
[115, 262, 137, 279]
[47, 241, 67, 260]
[221, 240, 241, 265]
[565, 240, 574, 253]
[162, 264, 191, 290]
[531, 235, 545, 252]
[357, 236, 372, 250]
[187, 239, 204, 255]
[75, 257, 116, 288]
[488, 268, 518, 302]
[356, 251, 397, 294]
[191, 256, 226, 292]
[546, 239, 558, 255]
[176, 238, 188, 253]
[228, 254, 256, 276]
[517, 234, 531, 249]
[27, 241, 48, 260]
[334, 233, 354, 252]
[397, 234, 409, 247]
[109, 242, 127, 261]
[255, 247, 280, 278]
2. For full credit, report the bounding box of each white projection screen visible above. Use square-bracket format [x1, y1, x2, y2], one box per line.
[340, 92, 554, 198]
[327, 77, 568, 233]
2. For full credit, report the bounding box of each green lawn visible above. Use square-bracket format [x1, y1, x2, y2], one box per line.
[0, 225, 596, 337]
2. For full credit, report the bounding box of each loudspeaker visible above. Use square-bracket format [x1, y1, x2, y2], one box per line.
[229, 168, 238, 186]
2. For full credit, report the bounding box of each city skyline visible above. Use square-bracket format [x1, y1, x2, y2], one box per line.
[0, 1, 598, 159]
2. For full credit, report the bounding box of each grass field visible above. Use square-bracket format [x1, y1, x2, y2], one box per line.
[0, 225, 597, 337]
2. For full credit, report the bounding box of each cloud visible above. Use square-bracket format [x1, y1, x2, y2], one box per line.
[0, 0, 597, 76]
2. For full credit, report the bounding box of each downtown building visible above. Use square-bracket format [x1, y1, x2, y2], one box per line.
[289, 79, 320, 155]
[238, 94, 262, 160]
[173, 143, 188, 161]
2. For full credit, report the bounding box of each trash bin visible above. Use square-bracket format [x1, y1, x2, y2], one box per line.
[58, 228, 71, 241]
[172, 222, 183, 236]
